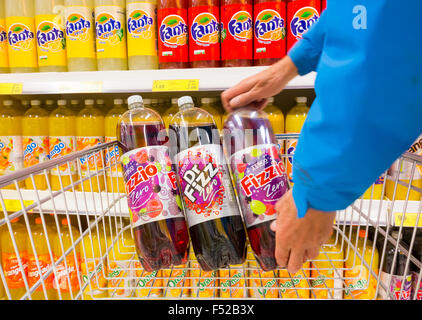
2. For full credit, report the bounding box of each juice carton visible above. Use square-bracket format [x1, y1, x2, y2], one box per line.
[0, 0, 9, 73]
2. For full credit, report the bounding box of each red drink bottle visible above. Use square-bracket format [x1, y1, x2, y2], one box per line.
[117, 95, 190, 271]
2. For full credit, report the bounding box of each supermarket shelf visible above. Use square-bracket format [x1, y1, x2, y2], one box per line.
[0, 67, 316, 95]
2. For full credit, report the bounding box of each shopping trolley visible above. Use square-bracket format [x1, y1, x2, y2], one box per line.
[0, 135, 421, 300]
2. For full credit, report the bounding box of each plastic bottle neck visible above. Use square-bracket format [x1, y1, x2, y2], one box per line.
[179, 103, 194, 111]
[129, 102, 144, 110]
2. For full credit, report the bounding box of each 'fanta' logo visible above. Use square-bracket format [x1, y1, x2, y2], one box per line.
[254, 9, 285, 42]
[290, 7, 319, 39]
[37, 22, 65, 52]
[287, 140, 297, 165]
[228, 11, 252, 41]
[159, 15, 187, 47]
[8, 23, 34, 50]
[95, 13, 123, 44]
[191, 13, 219, 44]
[0, 25, 7, 43]
[128, 10, 154, 39]
[66, 13, 91, 41]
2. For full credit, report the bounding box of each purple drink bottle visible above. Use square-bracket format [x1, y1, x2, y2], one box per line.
[224, 107, 290, 271]
[117, 95, 190, 272]
[169, 96, 246, 271]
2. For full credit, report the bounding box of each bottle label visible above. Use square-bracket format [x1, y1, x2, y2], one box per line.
[219, 267, 246, 298]
[95, 5, 127, 60]
[254, 2, 286, 60]
[344, 265, 378, 299]
[279, 267, 309, 298]
[274, 134, 284, 154]
[310, 271, 343, 299]
[6, 16, 38, 69]
[188, 5, 220, 62]
[77, 136, 104, 175]
[54, 254, 80, 292]
[108, 260, 133, 297]
[23, 136, 49, 168]
[134, 261, 162, 298]
[2, 252, 28, 289]
[28, 253, 54, 290]
[65, 5, 96, 59]
[127, 2, 157, 57]
[81, 258, 107, 295]
[412, 271, 422, 300]
[221, 3, 253, 61]
[391, 135, 422, 180]
[249, 262, 279, 298]
[230, 144, 288, 228]
[35, 14, 67, 68]
[175, 144, 241, 228]
[157, 7, 188, 63]
[49, 136, 76, 176]
[190, 258, 218, 298]
[121, 146, 185, 228]
[0, 136, 23, 175]
[379, 271, 412, 300]
[105, 136, 122, 178]
[286, 138, 297, 184]
[0, 18, 9, 69]
[163, 265, 189, 298]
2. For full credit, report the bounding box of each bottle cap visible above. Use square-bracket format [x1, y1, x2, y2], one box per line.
[11, 217, 19, 223]
[70, 100, 79, 105]
[114, 99, 123, 105]
[296, 97, 307, 104]
[61, 218, 69, 226]
[201, 97, 217, 104]
[96, 99, 104, 104]
[58, 100, 67, 106]
[35, 217, 42, 225]
[85, 99, 94, 105]
[3, 100, 13, 106]
[358, 229, 366, 238]
[128, 95, 143, 106]
[171, 98, 179, 105]
[30, 100, 41, 106]
[45, 99, 54, 105]
[178, 96, 194, 108]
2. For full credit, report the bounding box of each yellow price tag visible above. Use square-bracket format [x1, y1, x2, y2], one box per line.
[2, 199, 34, 213]
[0, 83, 23, 95]
[394, 212, 422, 227]
[152, 79, 199, 92]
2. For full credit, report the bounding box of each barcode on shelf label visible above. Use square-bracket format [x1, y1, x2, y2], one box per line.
[152, 79, 199, 92]
[394, 212, 422, 227]
[3, 199, 34, 213]
[0, 83, 23, 95]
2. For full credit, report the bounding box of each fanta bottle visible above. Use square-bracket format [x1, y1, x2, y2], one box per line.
[285, 96, 309, 185]
[254, 0, 286, 66]
[76, 99, 105, 193]
[188, 0, 220, 68]
[157, 0, 188, 69]
[221, 0, 253, 67]
[117, 95, 190, 271]
[1, 217, 29, 300]
[126, 0, 158, 70]
[200, 97, 222, 132]
[0, 0, 9, 73]
[287, 0, 321, 52]
[5, 0, 38, 73]
[49, 99, 77, 191]
[95, 0, 128, 70]
[162, 97, 179, 129]
[264, 97, 284, 153]
[53, 218, 81, 300]
[64, 0, 97, 71]
[35, 0, 68, 72]
[104, 98, 127, 192]
[224, 107, 289, 271]
[170, 96, 246, 271]
[22, 100, 50, 190]
[134, 261, 163, 298]
[27, 216, 56, 300]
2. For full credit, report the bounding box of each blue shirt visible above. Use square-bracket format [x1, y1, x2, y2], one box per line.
[288, 0, 422, 218]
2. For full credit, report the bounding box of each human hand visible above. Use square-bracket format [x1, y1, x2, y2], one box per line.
[270, 189, 336, 274]
[221, 56, 298, 112]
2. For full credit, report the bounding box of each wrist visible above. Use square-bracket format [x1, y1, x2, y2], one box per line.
[272, 56, 299, 89]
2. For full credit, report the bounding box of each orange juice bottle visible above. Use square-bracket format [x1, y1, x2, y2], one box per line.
[344, 229, 379, 300]
[22, 100, 50, 190]
[53, 218, 81, 300]
[76, 99, 105, 193]
[0, 0, 9, 73]
[363, 175, 385, 200]
[162, 98, 179, 129]
[96, 99, 106, 114]
[163, 264, 190, 298]
[70, 99, 82, 113]
[190, 250, 217, 298]
[264, 97, 284, 153]
[285, 96, 309, 185]
[134, 261, 163, 298]
[278, 264, 310, 299]
[5, 0, 38, 73]
[0, 224, 5, 299]
[27, 216, 56, 300]
[35, 0, 68, 72]
[248, 262, 279, 298]
[1, 217, 29, 300]
[219, 265, 246, 298]
[49, 99, 77, 191]
[0, 100, 24, 190]
[200, 97, 222, 131]
[44, 99, 56, 113]
[105, 98, 126, 192]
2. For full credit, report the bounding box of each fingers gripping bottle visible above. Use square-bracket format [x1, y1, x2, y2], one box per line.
[224, 107, 289, 271]
[0, 0, 9, 73]
[117, 95, 190, 272]
[170, 96, 247, 271]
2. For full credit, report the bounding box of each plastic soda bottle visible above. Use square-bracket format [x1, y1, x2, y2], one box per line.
[48, 99, 77, 191]
[344, 229, 379, 299]
[76, 99, 105, 193]
[287, 0, 321, 52]
[0, 100, 24, 190]
[117, 95, 190, 271]
[200, 97, 222, 131]
[220, 0, 252, 67]
[126, 0, 158, 70]
[190, 250, 218, 298]
[105, 98, 127, 192]
[162, 97, 179, 129]
[1, 217, 28, 300]
[157, 0, 188, 69]
[53, 218, 81, 300]
[264, 97, 284, 153]
[35, 0, 67, 72]
[64, 0, 97, 71]
[133, 261, 163, 297]
[5, 0, 38, 73]
[285, 96, 309, 185]
[170, 96, 246, 271]
[27, 216, 56, 300]
[0, 0, 9, 73]
[188, 0, 220, 68]
[95, 0, 128, 70]
[253, 0, 286, 66]
[22, 100, 50, 190]
[224, 107, 289, 271]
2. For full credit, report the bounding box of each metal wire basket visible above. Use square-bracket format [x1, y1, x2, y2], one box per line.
[0, 135, 421, 300]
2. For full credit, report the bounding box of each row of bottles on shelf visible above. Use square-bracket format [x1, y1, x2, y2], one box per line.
[0, 0, 326, 73]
